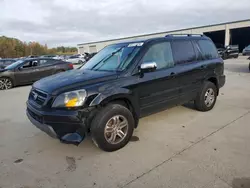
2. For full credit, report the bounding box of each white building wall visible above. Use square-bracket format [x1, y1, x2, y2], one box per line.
[78, 20, 250, 54]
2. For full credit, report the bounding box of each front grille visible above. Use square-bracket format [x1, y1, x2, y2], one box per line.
[29, 89, 48, 106]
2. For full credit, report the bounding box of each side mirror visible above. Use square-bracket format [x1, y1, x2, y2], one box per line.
[139, 62, 157, 73]
[16, 66, 25, 71]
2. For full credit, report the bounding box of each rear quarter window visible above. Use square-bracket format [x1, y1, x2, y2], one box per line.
[197, 40, 219, 60]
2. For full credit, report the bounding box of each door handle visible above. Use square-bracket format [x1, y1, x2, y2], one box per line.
[169, 72, 176, 78]
[200, 65, 207, 69]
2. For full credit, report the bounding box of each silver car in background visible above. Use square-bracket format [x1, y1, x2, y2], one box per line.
[66, 54, 86, 64]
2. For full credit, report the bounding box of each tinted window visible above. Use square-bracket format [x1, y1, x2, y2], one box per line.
[171, 40, 196, 64]
[22, 60, 38, 69]
[142, 42, 174, 70]
[39, 59, 54, 66]
[197, 40, 219, 60]
[69, 55, 79, 59]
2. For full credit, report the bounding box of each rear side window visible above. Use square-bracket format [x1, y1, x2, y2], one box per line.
[197, 40, 219, 60]
[142, 42, 174, 70]
[39, 59, 54, 66]
[171, 40, 196, 64]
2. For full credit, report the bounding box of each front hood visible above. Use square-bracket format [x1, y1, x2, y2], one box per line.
[33, 69, 118, 95]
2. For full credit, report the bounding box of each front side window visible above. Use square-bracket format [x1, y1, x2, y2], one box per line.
[82, 43, 142, 72]
[22, 60, 38, 69]
[5, 60, 24, 69]
[142, 42, 174, 70]
[197, 40, 219, 60]
[171, 40, 196, 64]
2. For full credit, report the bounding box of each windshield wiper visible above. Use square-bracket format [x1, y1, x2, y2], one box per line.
[117, 46, 138, 71]
[90, 47, 124, 71]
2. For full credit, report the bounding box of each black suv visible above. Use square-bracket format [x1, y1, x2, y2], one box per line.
[26, 34, 225, 152]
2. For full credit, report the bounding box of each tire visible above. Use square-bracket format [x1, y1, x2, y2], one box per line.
[78, 60, 83, 64]
[0, 77, 13, 90]
[194, 81, 217, 112]
[54, 70, 64, 74]
[91, 103, 134, 152]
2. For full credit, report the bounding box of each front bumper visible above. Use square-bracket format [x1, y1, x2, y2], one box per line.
[243, 51, 250, 56]
[26, 102, 87, 139]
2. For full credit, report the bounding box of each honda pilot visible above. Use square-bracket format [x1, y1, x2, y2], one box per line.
[26, 34, 226, 152]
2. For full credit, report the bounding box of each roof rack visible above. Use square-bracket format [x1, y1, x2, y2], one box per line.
[165, 34, 204, 37]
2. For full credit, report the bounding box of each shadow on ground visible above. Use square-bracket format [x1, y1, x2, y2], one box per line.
[182, 102, 196, 111]
[232, 178, 250, 188]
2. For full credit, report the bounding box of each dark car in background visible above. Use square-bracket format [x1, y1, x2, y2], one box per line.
[84, 52, 97, 62]
[0, 58, 73, 90]
[26, 35, 225, 152]
[0, 59, 17, 69]
[242, 45, 250, 56]
[215, 44, 239, 59]
[40, 55, 57, 58]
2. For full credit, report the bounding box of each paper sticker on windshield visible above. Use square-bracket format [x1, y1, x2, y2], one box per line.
[128, 42, 144, 47]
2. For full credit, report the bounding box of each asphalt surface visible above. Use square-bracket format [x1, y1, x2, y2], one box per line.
[0, 58, 250, 188]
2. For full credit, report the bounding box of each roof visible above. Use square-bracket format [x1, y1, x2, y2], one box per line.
[77, 19, 250, 46]
[98, 34, 209, 47]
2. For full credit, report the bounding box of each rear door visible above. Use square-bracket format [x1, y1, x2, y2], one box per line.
[36, 59, 56, 80]
[171, 39, 204, 103]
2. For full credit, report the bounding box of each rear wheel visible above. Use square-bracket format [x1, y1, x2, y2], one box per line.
[195, 81, 217, 112]
[54, 70, 64, 74]
[78, 60, 84, 64]
[0, 77, 13, 90]
[91, 103, 134, 152]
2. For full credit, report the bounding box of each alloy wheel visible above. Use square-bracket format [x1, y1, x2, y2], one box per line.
[104, 115, 129, 145]
[0, 78, 12, 90]
[204, 88, 215, 107]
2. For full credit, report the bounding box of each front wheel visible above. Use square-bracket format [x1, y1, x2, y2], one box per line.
[195, 81, 217, 112]
[0, 77, 13, 90]
[91, 103, 134, 152]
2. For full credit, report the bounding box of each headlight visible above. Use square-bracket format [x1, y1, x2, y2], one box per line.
[52, 89, 87, 108]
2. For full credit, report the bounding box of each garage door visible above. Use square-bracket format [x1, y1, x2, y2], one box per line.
[89, 45, 97, 53]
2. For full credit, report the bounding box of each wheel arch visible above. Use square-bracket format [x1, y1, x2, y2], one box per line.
[207, 77, 219, 95]
[90, 93, 140, 128]
[0, 76, 15, 87]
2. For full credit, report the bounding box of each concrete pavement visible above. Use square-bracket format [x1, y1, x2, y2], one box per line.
[0, 58, 250, 188]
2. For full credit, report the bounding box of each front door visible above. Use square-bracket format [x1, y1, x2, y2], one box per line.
[134, 41, 180, 117]
[14, 60, 39, 84]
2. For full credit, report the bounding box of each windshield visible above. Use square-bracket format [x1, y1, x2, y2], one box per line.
[4, 60, 24, 69]
[246, 45, 250, 49]
[81, 43, 142, 72]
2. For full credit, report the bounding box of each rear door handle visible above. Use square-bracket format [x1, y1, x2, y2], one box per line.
[200, 65, 207, 69]
[169, 72, 176, 78]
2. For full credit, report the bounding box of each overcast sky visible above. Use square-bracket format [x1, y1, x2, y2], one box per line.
[0, 0, 249, 47]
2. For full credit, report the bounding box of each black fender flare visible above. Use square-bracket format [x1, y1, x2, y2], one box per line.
[88, 89, 140, 127]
